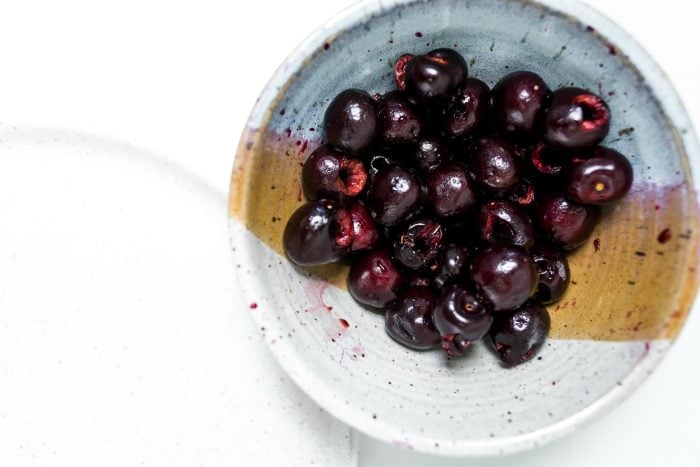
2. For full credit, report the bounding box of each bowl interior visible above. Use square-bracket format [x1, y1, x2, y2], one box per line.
[229, 0, 699, 455]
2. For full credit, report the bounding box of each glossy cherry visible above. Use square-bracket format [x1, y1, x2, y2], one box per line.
[489, 301, 550, 366]
[544, 87, 610, 148]
[469, 137, 521, 197]
[426, 162, 477, 217]
[492, 71, 551, 140]
[367, 164, 424, 226]
[324, 88, 378, 154]
[377, 90, 423, 145]
[301, 145, 367, 200]
[283, 199, 353, 266]
[566, 146, 633, 204]
[348, 249, 404, 308]
[535, 193, 600, 249]
[470, 245, 537, 311]
[404, 48, 468, 104]
[385, 286, 441, 350]
[434, 284, 493, 357]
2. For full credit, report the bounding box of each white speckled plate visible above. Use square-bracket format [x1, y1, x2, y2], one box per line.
[228, 0, 700, 457]
[0, 127, 357, 467]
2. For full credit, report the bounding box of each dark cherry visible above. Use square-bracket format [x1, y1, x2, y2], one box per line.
[477, 200, 535, 249]
[426, 162, 477, 217]
[431, 243, 471, 289]
[507, 177, 536, 207]
[348, 249, 404, 308]
[566, 146, 633, 204]
[377, 91, 423, 145]
[393, 218, 445, 269]
[434, 284, 493, 357]
[544, 87, 611, 148]
[301, 145, 367, 200]
[414, 136, 451, 172]
[470, 245, 537, 311]
[535, 193, 600, 249]
[324, 88, 378, 154]
[394, 54, 414, 92]
[532, 244, 570, 304]
[469, 137, 521, 197]
[283, 199, 353, 266]
[348, 201, 379, 251]
[404, 48, 468, 104]
[530, 141, 567, 177]
[367, 164, 424, 226]
[385, 286, 441, 350]
[440, 78, 490, 140]
[488, 301, 550, 366]
[492, 71, 551, 140]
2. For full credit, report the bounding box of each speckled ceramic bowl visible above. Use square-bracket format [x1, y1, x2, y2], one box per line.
[228, 0, 700, 456]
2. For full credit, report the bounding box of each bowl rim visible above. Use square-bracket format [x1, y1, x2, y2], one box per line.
[229, 0, 700, 456]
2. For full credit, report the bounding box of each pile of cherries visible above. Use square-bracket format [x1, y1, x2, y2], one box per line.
[283, 48, 633, 366]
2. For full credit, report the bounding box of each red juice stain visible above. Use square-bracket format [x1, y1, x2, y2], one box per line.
[285, 128, 292, 137]
[551, 380, 556, 386]
[607, 91, 615, 96]
[633, 321, 642, 331]
[586, 25, 595, 32]
[625, 309, 632, 318]
[309, 127, 315, 132]
[297, 187, 302, 202]
[415, 31, 423, 37]
[246, 141, 253, 150]
[249, 302, 258, 309]
[279, 108, 286, 116]
[296, 140, 301, 146]
[593, 238, 601, 252]
[339, 318, 350, 328]
[304, 280, 333, 312]
[607, 44, 617, 55]
[655, 204, 661, 211]
[300, 140, 309, 153]
[657, 228, 672, 244]
[323, 42, 330, 50]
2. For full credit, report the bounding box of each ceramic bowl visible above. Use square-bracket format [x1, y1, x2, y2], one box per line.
[228, 0, 700, 456]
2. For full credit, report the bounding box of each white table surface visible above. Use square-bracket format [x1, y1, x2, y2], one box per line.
[1, 0, 698, 465]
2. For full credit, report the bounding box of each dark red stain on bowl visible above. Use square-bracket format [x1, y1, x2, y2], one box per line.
[250, 302, 258, 309]
[279, 108, 286, 116]
[300, 140, 309, 153]
[339, 318, 350, 328]
[414, 31, 423, 38]
[658, 228, 672, 244]
[593, 238, 601, 252]
[607, 44, 617, 56]
[305, 280, 333, 312]
[323, 42, 330, 50]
